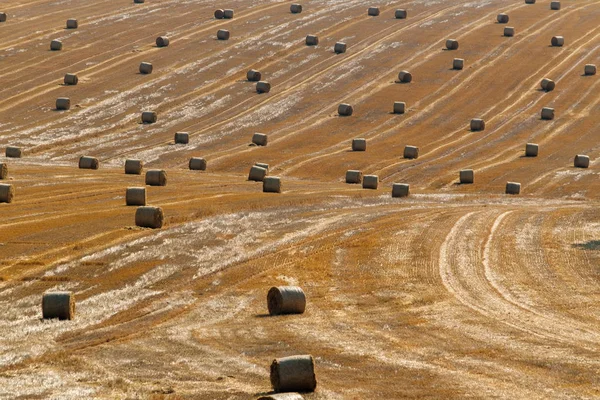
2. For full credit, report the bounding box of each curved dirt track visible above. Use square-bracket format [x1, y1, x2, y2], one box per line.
[1, 0, 600, 398]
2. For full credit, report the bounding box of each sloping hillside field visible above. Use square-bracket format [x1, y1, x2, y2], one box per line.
[1, 0, 600, 398]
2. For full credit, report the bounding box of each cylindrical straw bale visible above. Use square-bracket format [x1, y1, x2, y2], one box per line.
[135, 206, 164, 228]
[352, 138, 366, 151]
[258, 394, 304, 400]
[270, 355, 316, 393]
[525, 143, 538, 157]
[139, 62, 153, 74]
[0, 184, 14, 203]
[263, 176, 282, 193]
[497, 13, 509, 23]
[267, 286, 306, 315]
[56, 97, 70, 110]
[392, 183, 409, 197]
[0, 163, 6, 180]
[214, 9, 224, 19]
[50, 39, 62, 51]
[584, 64, 597, 76]
[551, 36, 564, 47]
[362, 175, 378, 189]
[42, 291, 74, 320]
[306, 35, 318, 46]
[0, 13, 6, 22]
[223, 9, 234, 18]
[525, 0, 535, 3]
[446, 39, 459, 50]
[134, 0, 145, 3]
[395, 9, 407, 19]
[247, 69, 262, 81]
[66, 19, 78, 29]
[249, 166, 268, 181]
[404, 145, 419, 159]
[217, 29, 230, 40]
[141, 111, 157, 123]
[550, 1, 560, 10]
[256, 81, 271, 93]
[459, 169, 474, 184]
[368, 7, 380, 16]
[145, 169, 167, 186]
[290, 4, 302, 13]
[506, 182, 521, 195]
[398, 70, 412, 83]
[541, 107, 554, 120]
[255, 162, 269, 170]
[453, 58, 464, 70]
[541, 78, 555, 91]
[393, 101, 406, 114]
[574, 155, 590, 168]
[334, 42, 346, 54]
[156, 36, 169, 47]
[125, 159, 143, 174]
[64, 73, 78, 85]
[252, 133, 268, 146]
[174, 132, 189, 144]
[470, 118, 485, 131]
[189, 157, 207, 170]
[79, 156, 99, 170]
[338, 103, 353, 116]
[6, 147, 21, 158]
[504, 27, 515, 37]
[346, 170, 362, 184]
[126, 187, 146, 206]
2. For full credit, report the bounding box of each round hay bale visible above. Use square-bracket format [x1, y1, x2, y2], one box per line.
[541, 107, 554, 120]
[453, 58, 464, 70]
[459, 169, 474, 184]
[174, 132, 189, 144]
[346, 170, 362, 184]
[42, 291, 74, 320]
[584, 64, 597, 76]
[0, 163, 6, 180]
[217, 29, 230, 40]
[398, 70, 412, 83]
[66, 18, 78, 29]
[223, 9, 234, 19]
[334, 42, 346, 54]
[156, 36, 169, 47]
[135, 206, 164, 229]
[551, 36, 564, 47]
[470, 118, 485, 131]
[126, 187, 146, 206]
[393, 101, 406, 114]
[249, 165, 268, 181]
[446, 39, 459, 50]
[214, 9, 224, 19]
[550, 1, 560, 10]
[574, 154, 590, 168]
[79, 156, 99, 170]
[497, 13, 509, 23]
[139, 62, 153, 74]
[290, 4, 302, 13]
[50, 39, 62, 51]
[306, 35, 318, 46]
[270, 355, 316, 393]
[395, 9, 407, 19]
[255, 162, 269, 170]
[504, 27, 515, 37]
[258, 393, 304, 400]
[141, 111, 157, 123]
[145, 169, 167, 186]
[56, 97, 70, 110]
[362, 174, 378, 189]
[0, 13, 6, 22]
[391, 183, 409, 197]
[506, 182, 521, 195]
[525, 143, 539, 157]
[134, 0, 145, 3]
[525, 0, 535, 3]
[267, 286, 306, 315]
[252, 133, 268, 146]
[338, 103, 353, 116]
[403, 145, 419, 159]
[256, 81, 271, 93]
[541, 78, 555, 91]
[189, 157, 207, 170]
[247, 69, 262, 81]
[368, 7, 380, 16]
[64, 73, 78, 85]
[352, 138, 366, 151]
[5, 146, 21, 158]
[0, 183, 14, 203]
[263, 176, 282, 193]
[125, 159, 143, 174]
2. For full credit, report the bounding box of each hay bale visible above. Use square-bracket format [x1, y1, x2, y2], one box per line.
[135, 206, 164, 228]
[446, 39, 459, 50]
[541, 107, 554, 120]
[189, 157, 207, 170]
[139, 62, 153, 74]
[79, 156, 99, 169]
[267, 286, 306, 315]
[391, 183, 409, 197]
[252, 133, 268, 146]
[0, 183, 14, 203]
[249, 166, 268, 181]
[223, 9, 234, 18]
[504, 27, 515, 37]
[584, 64, 597, 76]
[263, 176, 282, 193]
[306, 35, 318, 46]
[398, 70, 412, 83]
[470, 118, 485, 131]
[255, 162, 269, 170]
[174, 132, 189, 144]
[217, 29, 230, 40]
[50, 39, 62, 51]
[145, 169, 167, 186]
[214, 9, 224, 19]
[56, 97, 70, 110]
[5, 146, 21, 158]
[247, 69, 262, 81]
[459, 169, 474, 184]
[134, 0, 145, 3]
[290, 4, 302, 13]
[125, 159, 143, 174]
[271, 355, 316, 393]
[141, 111, 157, 123]
[506, 182, 521, 195]
[42, 291, 74, 320]
[395, 9, 407, 19]
[393, 101, 406, 114]
[497, 13, 509, 23]
[550, 1, 560, 10]
[404, 145, 419, 159]
[368, 7, 380, 16]
[156, 36, 170, 47]
[541, 78, 555, 91]
[338, 103, 353, 116]
[525, 143, 538, 157]
[126, 187, 146, 206]
[453, 58, 464, 70]
[66, 18, 78, 29]
[258, 393, 304, 400]
[362, 175, 378, 189]
[352, 138, 366, 151]
[551, 36, 564, 47]
[0, 13, 6, 22]
[64, 73, 78, 85]
[574, 154, 590, 168]
[256, 81, 271, 93]
[346, 170, 362, 184]
[0, 163, 6, 180]
[525, 0, 535, 3]
[334, 42, 346, 54]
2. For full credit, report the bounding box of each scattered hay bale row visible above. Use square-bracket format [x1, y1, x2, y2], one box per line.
[247, 69, 262, 81]
[346, 170, 362, 184]
[125, 159, 143, 174]
[574, 154, 589, 168]
[0, 183, 14, 203]
[306, 35, 318, 46]
[139, 62, 153, 74]
[126, 187, 146, 206]
[78, 156, 99, 169]
[6, 146, 21, 158]
[263, 176, 281, 193]
[392, 183, 409, 197]
[446, 39, 459, 50]
[460, 169, 474, 184]
[267, 286, 305, 315]
[135, 206, 163, 228]
[338, 103, 353, 116]
[541, 78, 555, 91]
[42, 291, 74, 320]
[253, 133, 268, 146]
[393, 101, 406, 114]
[270, 355, 316, 393]
[334, 42, 346, 54]
[174, 132, 189, 144]
[189, 157, 207, 170]
[362, 175, 378, 189]
[0, 163, 6, 179]
[352, 138, 366, 151]
[256, 81, 271, 93]
[453, 58, 464, 70]
[146, 169, 167, 186]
